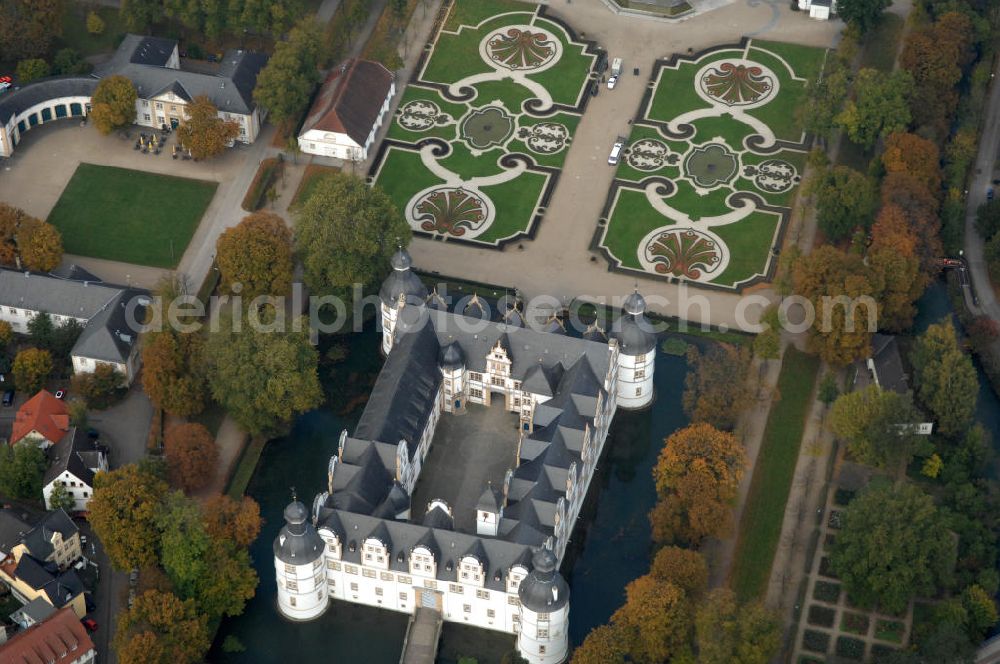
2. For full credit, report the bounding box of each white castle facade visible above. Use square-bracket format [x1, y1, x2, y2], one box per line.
[274, 249, 656, 664]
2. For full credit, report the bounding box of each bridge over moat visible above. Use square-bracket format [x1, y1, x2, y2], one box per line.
[399, 607, 443, 664]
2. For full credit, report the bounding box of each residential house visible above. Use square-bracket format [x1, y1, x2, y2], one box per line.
[11, 510, 82, 571]
[0, 553, 87, 618]
[0, 606, 95, 663]
[42, 430, 107, 513]
[10, 391, 70, 449]
[797, 0, 835, 19]
[0, 268, 149, 385]
[298, 59, 395, 161]
[10, 597, 56, 629]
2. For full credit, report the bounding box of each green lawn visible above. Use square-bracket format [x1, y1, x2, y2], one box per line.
[57, 6, 127, 57]
[858, 14, 904, 73]
[444, 0, 536, 30]
[730, 347, 821, 601]
[47, 164, 217, 268]
[711, 211, 780, 287]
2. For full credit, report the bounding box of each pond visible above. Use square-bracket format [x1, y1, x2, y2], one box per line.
[210, 323, 691, 663]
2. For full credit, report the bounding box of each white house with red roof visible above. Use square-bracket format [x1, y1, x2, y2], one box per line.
[10, 391, 70, 449]
[297, 59, 395, 162]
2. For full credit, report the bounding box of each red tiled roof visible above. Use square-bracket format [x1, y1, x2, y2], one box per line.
[11, 391, 69, 446]
[0, 606, 94, 664]
[300, 59, 394, 146]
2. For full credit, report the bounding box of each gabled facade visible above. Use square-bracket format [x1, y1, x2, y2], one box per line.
[0, 606, 95, 663]
[11, 391, 70, 448]
[297, 59, 395, 161]
[42, 428, 108, 513]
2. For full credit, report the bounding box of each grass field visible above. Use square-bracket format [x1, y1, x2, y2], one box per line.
[730, 347, 820, 601]
[47, 164, 217, 268]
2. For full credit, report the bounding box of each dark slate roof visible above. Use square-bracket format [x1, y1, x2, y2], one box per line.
[300, 59, 395, 145]
[12, 555, 84, 608]
[0, 76, 98, 125]
[94, 34, 268, 115]
[71, 288, 148, 364]
[477, 483, 502, 512]
[355, 319, 441, 454]
[273, 501, 325, 565]
[517, 547, 568, 612]
[312, 507, 534, 592]
[10, 597, 56, 625]
[379, 248, 428, 306]
[0, 511, 32, 555]
[422, 503, 454, 530]
[611, 290, 657, 355]
[21, 510, 77, 561]
[43, 428, 105, 487]
[870, 333, 909, 394]
[439, 342, 465, 370]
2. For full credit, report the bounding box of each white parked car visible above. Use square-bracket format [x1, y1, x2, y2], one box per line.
[608, 137, 625, 165]
[607, 75, 618, 90]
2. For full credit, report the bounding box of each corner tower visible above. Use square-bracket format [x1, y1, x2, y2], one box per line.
[378, 247, 427, 355]
[516, 546, 570, 664]
[611, 289, 656, 409]
[274, 499, 328, 620]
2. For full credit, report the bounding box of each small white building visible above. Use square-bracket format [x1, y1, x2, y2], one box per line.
[797, 0, 835, 19]
[298, 59, 395, 162]
[0, 268, 148, 385]
[42, 428, 108, 513]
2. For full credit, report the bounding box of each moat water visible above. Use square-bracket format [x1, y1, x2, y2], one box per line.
[210, 322, 692, 663]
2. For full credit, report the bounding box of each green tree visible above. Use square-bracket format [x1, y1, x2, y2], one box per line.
[0, 442, 46, 500]
[694, 588, 781, 664]
[71, 363, 126, 409]
[817, 373, 839, 407]
[802, 59, 850, 141]
[47, 481, 77, 511]
[975, 199, 1000, 239]
[90, 75, 138, 135]
[215, 211, 294, 300]
[836, 0, 892, 34]
[204, 311, 322, 435]
[13, 348, 52, 394]
[176, 96, 240, 160]
[0, 0, 63, 61]
[810, 165, 878, 240]
[831, 482, 956, 613]
[113, 590, 210, 664]
[830, 384, 924, 468]
[120, 0, 161, 31]
[251, 17, 323, 125]
[15, 58, 50, 83]
[89, 464, 169, 570]
[295, 173, 411, 303]
[910, 321, 978, 437]
[27, 312, 54, 349]
[234, 0, 302, 34]
[682, 343, 751, 431]
[835, 69, 913, 150]
[0, 321, 12, 348]
[53, 47, 89, 75]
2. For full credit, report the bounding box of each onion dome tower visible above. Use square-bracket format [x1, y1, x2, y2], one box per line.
[611, 288, 656, 409]
[516, 546, 570, 664]
[274, 498, 328, 620]
[379, 246, 427, 355]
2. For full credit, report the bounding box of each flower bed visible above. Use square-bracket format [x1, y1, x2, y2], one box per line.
[827, 509, 844, 529]
[802, 630, 830, 654]
[871, 644, 898, 659]
[819, 556, 839, 579]
[813, 580, 841, 603]
[242, 157, 283, 211]
[808, 604, 836, 628]
[823, 533, 836, 552]
[841, 612, 870, 635]
[875, 619, 905, 643]
[834, 488, 856, 506]
[836, 636, 866, 660]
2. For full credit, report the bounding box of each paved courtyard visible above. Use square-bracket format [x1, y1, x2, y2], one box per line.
[0, 117, 274, 289]
[409, 402, 519, 532]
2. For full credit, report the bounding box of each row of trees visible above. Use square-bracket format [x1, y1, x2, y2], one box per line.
[120, 0, 304, 37]
[252, 17, 324, 127]
[141, 173, 408, 435]
[88, 462, 261, 663]
[573, 424, 777, 663]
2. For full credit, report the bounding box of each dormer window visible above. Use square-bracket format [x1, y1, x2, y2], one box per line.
[460, 557, 483, 585]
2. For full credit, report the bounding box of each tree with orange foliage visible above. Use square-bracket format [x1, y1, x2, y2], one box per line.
[570, 624, 627, 664]
[868, 204, 929, 331]
[141, 329, 207, 417]
[163, 423, 218, 492]
[202, 494, 262, 547]
[611, 575, 692, 664]
[0, 203, 63, 271]
[215, 211, 293, 300]
[176, 96, 239, 160]
[792, 246, 879, 365]
[649, 545, 708, 598]
[879, 173, 943, 275]
[900, 12, 973, 137]
[113, 589, 210, 664]
[882, 133, 942, 194]
[650, 423, 746, 546]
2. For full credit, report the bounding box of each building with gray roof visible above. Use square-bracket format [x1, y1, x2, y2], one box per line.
[0, 268, 149, 386]
[1, 34, 268, 158]
[275, 248, 656, 663]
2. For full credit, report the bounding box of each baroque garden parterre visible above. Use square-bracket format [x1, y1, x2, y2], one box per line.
[370, 1, 598, 246]
[594, 39, 827, 290]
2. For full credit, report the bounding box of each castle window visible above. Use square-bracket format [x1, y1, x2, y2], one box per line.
[635, 353, 646, 362]
[381, 572, 393, 581]
[635, 369, 645, 379]
[538, 629, 549, 638]
[327, 560, 341, 570]
[539, 646, 546, 655]
[508, 596, 520, 606]
[375, 587, 384, 596]
[450, 584, 463, 594]
[398, 574, 412, 584]
[351, 582, 359, 592]
[470, 372, 482, 381]
[476, 590, 490, 600]
[290, 597, 297, 607]
[317, 589, 324, 600]
[400, 592, 408, 600]
[363, 569, 376, 579]
[487, 609, 495, 618]
[284, 564, 295, 574]
[463, 604, 471, 613]
[635, 387, 642, 396]
[286, 580, 298, 591]
[491, 376, 503, 387]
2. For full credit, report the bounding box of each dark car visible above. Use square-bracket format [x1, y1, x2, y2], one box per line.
[2, 390, 13, 407]
[589, 80, 599, 97]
